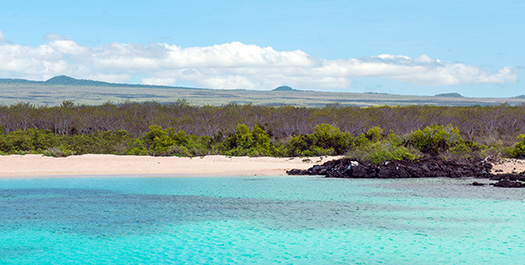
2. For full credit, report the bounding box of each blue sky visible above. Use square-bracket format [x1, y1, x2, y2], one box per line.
[0, 0, 523, 97]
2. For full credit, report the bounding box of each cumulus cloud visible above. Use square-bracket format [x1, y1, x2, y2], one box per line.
[0, 36, 518, 90]
[0, 30, 5, 42]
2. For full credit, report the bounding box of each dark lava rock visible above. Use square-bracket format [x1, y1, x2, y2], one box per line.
[286, 169, 309, 175]
[489, 173, 525, 181]
[472, 181, 486, 186]
[492, 178, 524, 188]
[286, 156, 494, 179]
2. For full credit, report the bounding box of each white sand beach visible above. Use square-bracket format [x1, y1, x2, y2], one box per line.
[0, 154, 343, 178]
[1, 154, 523, 178]
[491, 158, 525, 174]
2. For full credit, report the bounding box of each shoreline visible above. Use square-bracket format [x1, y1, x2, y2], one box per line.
[1, 154, 523, 179]
[0, 154, 343, 178]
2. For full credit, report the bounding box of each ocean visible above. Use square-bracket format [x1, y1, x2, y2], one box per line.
[1, 176, 524, 264]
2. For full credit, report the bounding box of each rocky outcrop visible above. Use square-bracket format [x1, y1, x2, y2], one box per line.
[489, 173, 525, 181]
[288, 156, 525, 188]
[287, 157, 493, 178]
[472, 181, 486, 186]
[491, 178, 524, 188]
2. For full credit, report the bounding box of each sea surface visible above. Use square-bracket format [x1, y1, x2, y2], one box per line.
[1, 176, 524, 264]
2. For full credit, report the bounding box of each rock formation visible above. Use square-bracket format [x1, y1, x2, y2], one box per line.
[287, 156, 525, 188]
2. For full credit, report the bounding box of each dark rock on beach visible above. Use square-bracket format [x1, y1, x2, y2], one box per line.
[287, 156, 493, 179]
[288, 156, 525, 188]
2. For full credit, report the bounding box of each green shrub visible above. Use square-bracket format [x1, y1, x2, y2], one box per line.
[127, 139, 149, 155]
[365, 126, 383, 142]
[66, 130, 132, 155]
[408, 124, 463, 155]
[511, 134, 525, 158]
[5, 130, 34, 152]
[43, 145, 74, 157]
[348, 141, 419, 165]
[221, 124, 274, 156]
[285, 123, 350, 156]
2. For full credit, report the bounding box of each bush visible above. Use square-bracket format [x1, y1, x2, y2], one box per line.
[511, 134, 525, 158]
[0, 129, 61, 154]
[43, 146, 74, 157]
[408, 124, 463, 155]
[221, 124, 274, 156]
[348, 141, 419, 165]
[66, 130, 133, 155]
[285, 124, 350, 156]
[365, 126, 383, 142]
[139, 125, 209, 156]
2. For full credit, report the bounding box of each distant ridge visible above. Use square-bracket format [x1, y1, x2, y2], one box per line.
[434, 92, 464, 98]
[0, 75, 203, 90]
[2, 75, 525, 107]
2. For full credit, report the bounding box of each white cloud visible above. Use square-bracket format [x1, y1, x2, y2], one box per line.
[141, 77, 177, 86]
[0, 36, 518, 90]
[0, 30, 5, 42]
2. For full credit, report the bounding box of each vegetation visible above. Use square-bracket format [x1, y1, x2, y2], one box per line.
[511, 134, 525, 158]
[285, 124, 350, 156]
[1, 101, 525, 164]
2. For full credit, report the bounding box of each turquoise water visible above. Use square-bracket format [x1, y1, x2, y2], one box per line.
[1, 176, 524, 264]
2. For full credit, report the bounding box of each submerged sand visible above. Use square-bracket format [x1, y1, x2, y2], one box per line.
[0, 154, 342, 178]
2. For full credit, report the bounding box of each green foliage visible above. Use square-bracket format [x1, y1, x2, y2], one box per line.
[139, 125, 212, 156]
[0, 129, 59, 154]
[511, 134, 525, 158]
[221, 124, 274, 156]
[348, 140, 419, 165]
[65, 130, 133, 155]
[43, 145, 73, 157]
[0, 121, 513, 161]
[365, 126, 383, 142]
[311, 124, 350, 153]
[286, 124, 350, 156]
[408, 124, 463, 155]
[351, 134, 368, 147]
[386, 131, 402, 146]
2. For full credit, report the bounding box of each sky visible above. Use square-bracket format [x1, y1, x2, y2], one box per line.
[0, 0, 523, 97]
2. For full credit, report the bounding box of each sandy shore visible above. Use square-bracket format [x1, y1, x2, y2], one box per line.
[0, 154, 343, 178]
[491, 158, 525, 174]
[1, 154, 523, 178]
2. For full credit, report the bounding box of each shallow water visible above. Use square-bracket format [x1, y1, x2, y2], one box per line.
[1, 176, 524, 264]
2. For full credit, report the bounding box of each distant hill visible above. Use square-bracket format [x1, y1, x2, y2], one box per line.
[513, 95, 525, 99]
[45, 75, 114, 86]
[273, 86, 297, 92]
[434, 92, 464, 98]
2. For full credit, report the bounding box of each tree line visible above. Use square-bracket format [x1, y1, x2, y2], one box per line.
[1, 100, 525, 162]
[1, 101, 524, 146]
[2, 122, 524, 163]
